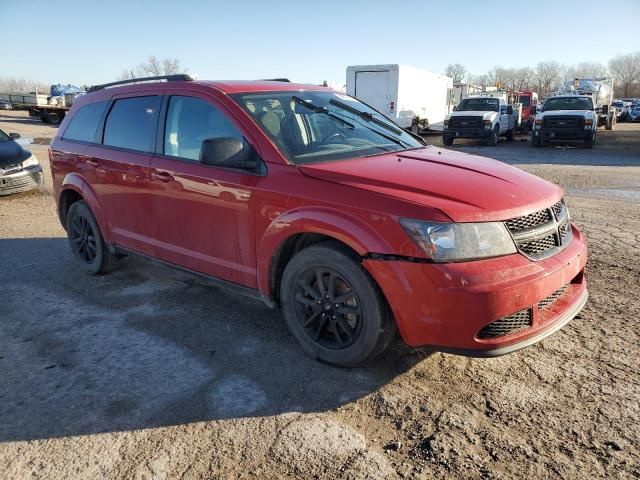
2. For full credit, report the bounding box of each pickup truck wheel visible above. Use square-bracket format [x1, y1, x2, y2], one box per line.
[442, 135, 454, 146]
[532, 136, 542, 147]
[280, 242, 395, 367]
[66, 201, 119, 274]
[584, 135, 594, 148]
[506, 128, 515, 142]
[485, 126, 499, 146]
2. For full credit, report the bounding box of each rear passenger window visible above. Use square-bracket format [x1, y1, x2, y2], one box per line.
[164, 96, 243, 161]
[103, 96, 161, 152]
[62, 101, 108, 143]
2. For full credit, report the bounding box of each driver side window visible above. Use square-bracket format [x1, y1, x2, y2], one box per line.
[164, 96, 242, 161]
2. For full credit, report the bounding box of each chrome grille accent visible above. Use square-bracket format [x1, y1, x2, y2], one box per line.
[504, 199, 572, 261]
[477, 309, 532, 339]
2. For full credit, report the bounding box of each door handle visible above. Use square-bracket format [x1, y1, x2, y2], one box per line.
[151, 170, 174, 182]
[86, 159, 100, 167]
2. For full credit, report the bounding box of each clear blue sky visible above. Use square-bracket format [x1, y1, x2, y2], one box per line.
[2, 0, 639, 87]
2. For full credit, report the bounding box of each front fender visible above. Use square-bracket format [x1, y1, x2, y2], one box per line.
[256, 206, 398, 296]
[60, 173, 111, 243]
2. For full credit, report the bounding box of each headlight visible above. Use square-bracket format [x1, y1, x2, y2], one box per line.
[399, 219, 516, 262]
[483, 119, 492, 127]
[584, 119, 593, 126]
[21, 153, 40, 168]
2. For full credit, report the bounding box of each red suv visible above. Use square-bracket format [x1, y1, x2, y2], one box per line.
[49, 75, 588, 366]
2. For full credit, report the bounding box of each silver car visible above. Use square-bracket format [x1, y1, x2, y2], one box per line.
[0, 128, 44, 196]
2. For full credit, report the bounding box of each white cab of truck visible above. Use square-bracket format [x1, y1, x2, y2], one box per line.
[443, 95, 516, 146]
[346, 64, 453, 132]
[531, 95, 598, 148]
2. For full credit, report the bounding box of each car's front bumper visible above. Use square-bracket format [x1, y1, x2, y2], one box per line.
[363, 224, 588, 356]
[0, 166, 44, 196]
[534, 128, 593, 142]
[443, 127, 492, 139]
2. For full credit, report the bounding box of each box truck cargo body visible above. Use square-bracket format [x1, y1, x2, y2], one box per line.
[346, 64, 453, 131]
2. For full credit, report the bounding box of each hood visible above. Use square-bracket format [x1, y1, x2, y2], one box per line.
[0, 139, 30, 169]
[538, 110, 593, 118]
[298, 146, 562, 222]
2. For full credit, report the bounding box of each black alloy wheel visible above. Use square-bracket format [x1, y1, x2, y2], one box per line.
[66, 200, 119, 274]
[69, 214, 98, 264]
[280, 242, 396, 366]
[293, 267, 363, 350]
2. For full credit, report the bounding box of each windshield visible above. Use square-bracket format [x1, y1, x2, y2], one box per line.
[543, 97, 593, 112]
[456, 98, 499, 112]
[518, 96, 531, 107]
[0, 129, 10, 142]
[231, 91, 423, 164]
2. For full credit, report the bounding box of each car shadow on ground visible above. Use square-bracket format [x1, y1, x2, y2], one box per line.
[0, 113, 57, 129]
[0, 237, 431, 443]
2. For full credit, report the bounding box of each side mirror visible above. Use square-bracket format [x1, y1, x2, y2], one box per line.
[9, 132, 21, 139]
[506, 106, 513, 115]
[601, 105, 609, 114]
[200, 137, 258, 170]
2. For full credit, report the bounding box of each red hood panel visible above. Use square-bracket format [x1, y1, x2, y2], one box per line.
[298, 146, 562, 222]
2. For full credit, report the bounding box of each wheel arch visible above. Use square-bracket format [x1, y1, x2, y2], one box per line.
[257, 207, 397, 304]
[58, 173, 110, 241]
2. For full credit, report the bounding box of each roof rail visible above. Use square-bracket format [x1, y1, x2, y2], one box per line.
[260, 78, 291, 82]
[87, 74, 194, 93]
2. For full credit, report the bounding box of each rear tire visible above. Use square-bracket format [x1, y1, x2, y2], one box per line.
[66, 200, 119, 274]
[280, 242, 395, 367]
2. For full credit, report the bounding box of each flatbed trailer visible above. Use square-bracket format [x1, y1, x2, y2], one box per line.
[27, 105, 69, 124]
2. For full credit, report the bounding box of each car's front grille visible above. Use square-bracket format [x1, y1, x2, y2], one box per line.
[543, 115, 584, 129]
[477, 309, 532, 339]
[505, 209, 552, 232]
[504, 199, 572, 261]
[450, 116, 482, 129]
[539, 285, 569, 309]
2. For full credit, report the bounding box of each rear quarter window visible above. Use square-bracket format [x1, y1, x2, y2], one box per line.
[103, 96, 161, 152]
[62, 101, 108, 143]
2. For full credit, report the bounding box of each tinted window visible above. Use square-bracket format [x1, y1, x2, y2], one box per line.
[104, 96, 161, 152]
[518, 96, 531, 107]
[164, 96, 242, 161]
[63, 101, 108, 142]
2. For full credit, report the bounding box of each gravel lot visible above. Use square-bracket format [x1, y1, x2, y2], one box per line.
[1, 111, 639, 479]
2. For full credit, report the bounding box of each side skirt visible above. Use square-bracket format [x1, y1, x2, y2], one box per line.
[112, 245, 277, 309]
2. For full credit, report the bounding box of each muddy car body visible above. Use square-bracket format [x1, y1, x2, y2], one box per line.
[49, 76, 588, 366]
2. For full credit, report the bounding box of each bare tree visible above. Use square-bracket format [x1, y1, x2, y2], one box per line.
[118, 55, 187, 80]
[533, 61, 564, 96]
[609, 52, 640, 97]
[0, 77, 49, 94]
[445, 63, 467, 83]
[565, 62, 608, 80]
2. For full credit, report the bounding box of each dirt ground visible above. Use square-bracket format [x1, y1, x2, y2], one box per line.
[0, 110, 639, 479]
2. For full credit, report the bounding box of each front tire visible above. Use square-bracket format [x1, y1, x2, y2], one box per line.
[506, 127, 515, 142]
[280, 243, 395, 367]
[443, 135, 454, 146]
[66, 200, 119, 274]
[485, 125, 499, 146]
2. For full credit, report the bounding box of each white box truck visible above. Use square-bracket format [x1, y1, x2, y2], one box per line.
[346, 64, 453, 133]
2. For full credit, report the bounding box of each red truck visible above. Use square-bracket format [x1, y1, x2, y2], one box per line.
[516, 91, 539, 133]
[49, 75, 587, 366]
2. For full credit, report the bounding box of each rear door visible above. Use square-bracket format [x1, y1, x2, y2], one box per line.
[354, 70, 393, 115]
[85, 94, 161, 255]
[147, 91, 257, 287]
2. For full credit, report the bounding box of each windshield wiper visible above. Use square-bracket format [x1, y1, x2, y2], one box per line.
[292, 96, 355, 129]
[328, 99, 403, 135]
